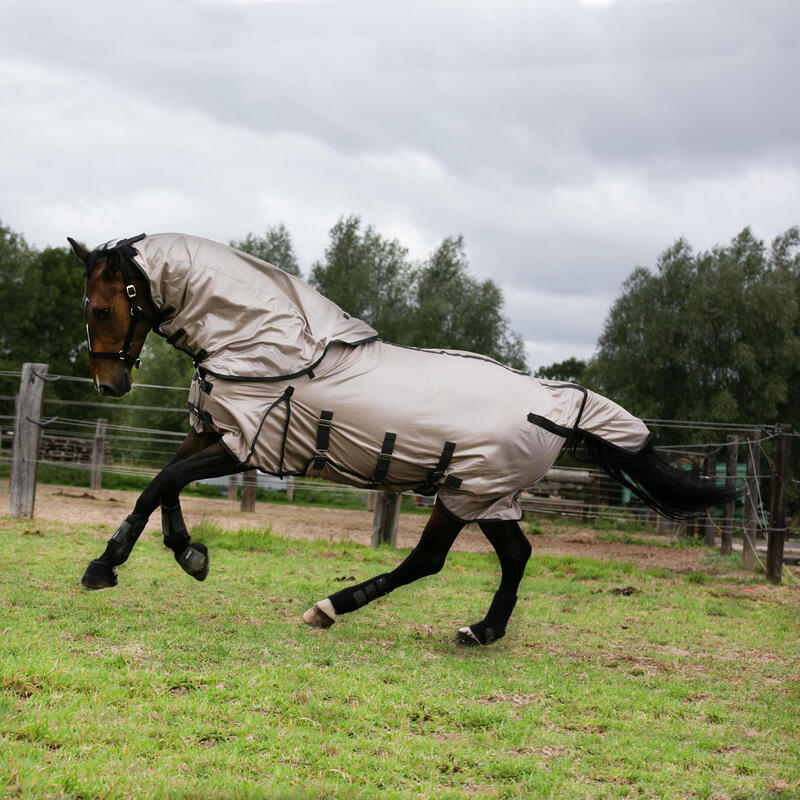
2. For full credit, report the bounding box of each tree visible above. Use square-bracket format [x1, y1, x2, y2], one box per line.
[412, 235, 527, 370]
[0, 227, 87, 377]
[310, 218, 527, 369]
[592, 227, 800, 425]
[309, 215, 413, 343]
[0, 222, 35, 367]
[120, 334, 196, 439]
[535, 357, 587, 384]
[230, 223, 301, 276]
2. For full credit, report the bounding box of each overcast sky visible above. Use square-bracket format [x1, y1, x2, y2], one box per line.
[2, 0, 798, 369]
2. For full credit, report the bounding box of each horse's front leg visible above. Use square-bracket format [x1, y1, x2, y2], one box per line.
[454, 519, 532, 646]
[81, 431, 236, 589]
[302, 500, 463, 628]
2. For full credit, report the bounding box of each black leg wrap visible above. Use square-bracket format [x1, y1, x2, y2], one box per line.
[161, 503, 209, 581]
[329, 573, 391, 614]
[82, 516, 146, 589]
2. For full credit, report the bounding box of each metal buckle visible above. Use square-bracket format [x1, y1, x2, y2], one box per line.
[125, 284, 137, 298]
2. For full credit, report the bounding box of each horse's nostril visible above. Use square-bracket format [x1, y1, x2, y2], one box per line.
[98, 383, 119, 397]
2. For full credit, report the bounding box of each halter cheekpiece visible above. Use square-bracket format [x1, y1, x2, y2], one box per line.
[85, 233, 153, 369]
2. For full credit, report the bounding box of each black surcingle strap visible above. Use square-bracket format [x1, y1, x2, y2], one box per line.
[314, 410, 334, 470]
[371, 432, 397, 484]
[431, 441, 456, 482]
[415, 440, 457, 495]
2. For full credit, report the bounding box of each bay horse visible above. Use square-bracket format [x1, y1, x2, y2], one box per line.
[71, 233, 737, 646]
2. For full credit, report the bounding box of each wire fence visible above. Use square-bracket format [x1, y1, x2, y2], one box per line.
[1, 368, 796, 579]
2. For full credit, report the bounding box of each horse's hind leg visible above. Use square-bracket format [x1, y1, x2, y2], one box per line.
[454, 519, 532, 647]
[303, 500, 463, 628]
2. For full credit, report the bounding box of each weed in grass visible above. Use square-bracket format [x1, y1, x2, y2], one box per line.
[527, 523, 546, 536]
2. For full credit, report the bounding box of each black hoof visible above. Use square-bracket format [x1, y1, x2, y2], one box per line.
[176, 543, 209, 581]
[82, 559, 118, 590]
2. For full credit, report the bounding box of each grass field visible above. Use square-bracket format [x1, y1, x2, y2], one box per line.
[1, 515, 798, 799]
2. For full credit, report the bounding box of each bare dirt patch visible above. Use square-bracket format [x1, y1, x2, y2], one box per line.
[0, 479, 719, 573]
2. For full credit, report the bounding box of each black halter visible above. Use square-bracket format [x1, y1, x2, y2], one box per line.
[85, 234, 155, 369]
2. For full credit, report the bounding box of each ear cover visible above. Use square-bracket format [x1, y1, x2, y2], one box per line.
[67, 237, 90, 262]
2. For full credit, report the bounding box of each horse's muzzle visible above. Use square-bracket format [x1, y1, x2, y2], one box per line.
[96, 371, 132, 397]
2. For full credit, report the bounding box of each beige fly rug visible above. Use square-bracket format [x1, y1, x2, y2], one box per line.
[117, 233, 650, 521]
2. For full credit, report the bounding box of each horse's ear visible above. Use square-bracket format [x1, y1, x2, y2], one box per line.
[67, 237, 90, 263]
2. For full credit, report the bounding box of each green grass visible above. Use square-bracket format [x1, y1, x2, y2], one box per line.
[1, 517, 798, 799]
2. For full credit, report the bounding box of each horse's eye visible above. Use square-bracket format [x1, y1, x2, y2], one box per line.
[93, 307, 112, 320]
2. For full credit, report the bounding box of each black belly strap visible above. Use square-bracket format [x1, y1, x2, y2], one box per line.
[415, 440, 457, 495]
[314, 410, 334, 469]
[371, 432, 397, 485]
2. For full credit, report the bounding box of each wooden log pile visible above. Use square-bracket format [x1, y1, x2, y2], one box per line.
[38, 434, 111, 464]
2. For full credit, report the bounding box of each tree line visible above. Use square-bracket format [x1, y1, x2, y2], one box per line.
[540, 226, 800, 434]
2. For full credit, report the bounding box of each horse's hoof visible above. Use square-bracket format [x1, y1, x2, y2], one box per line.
[303, 599, 336, 629]
[454, 626, 481, 647]
[82, 559, 118, 590]
[176, 543, 209, 581]
[454, 625, 501, 647]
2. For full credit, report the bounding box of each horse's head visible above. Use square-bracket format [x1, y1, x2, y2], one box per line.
[69, 236, 156, 397]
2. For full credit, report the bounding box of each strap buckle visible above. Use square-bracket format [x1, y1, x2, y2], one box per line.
[125, 284, 137, 298]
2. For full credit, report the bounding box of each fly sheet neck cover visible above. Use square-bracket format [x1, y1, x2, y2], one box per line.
[126, 233, 378, 379]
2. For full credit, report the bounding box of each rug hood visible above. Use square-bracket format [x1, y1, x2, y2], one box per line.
[128, 233, 378, 379]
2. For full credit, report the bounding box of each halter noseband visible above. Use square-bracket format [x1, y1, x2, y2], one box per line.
[85, 234, 154, 369]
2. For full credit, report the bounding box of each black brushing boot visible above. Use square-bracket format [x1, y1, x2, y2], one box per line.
[161, 503, 209, 581]
[82, 515, 146, 589]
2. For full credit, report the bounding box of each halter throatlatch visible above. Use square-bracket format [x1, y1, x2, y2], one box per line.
[85, 234, 154, 369]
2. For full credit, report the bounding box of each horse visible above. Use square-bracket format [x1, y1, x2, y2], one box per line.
[70, 233, 738, 646]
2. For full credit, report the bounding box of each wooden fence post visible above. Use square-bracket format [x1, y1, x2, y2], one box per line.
[742, 430, 760, 572]
[720, 436, 738, 556]
[766, 427, 790, 585]
[227, 473, 238, 501]
[90, 418, 107, 491]
[241, 468, 257, 512]
[371, 490, 401, 547]
[9, 363, 48, 519]
[702, 448, 717, 547]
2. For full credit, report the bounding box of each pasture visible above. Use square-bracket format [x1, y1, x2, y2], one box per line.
[1, 507, 798, 799]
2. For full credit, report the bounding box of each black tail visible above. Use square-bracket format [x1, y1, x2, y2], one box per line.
[569, 433, 741, 520]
